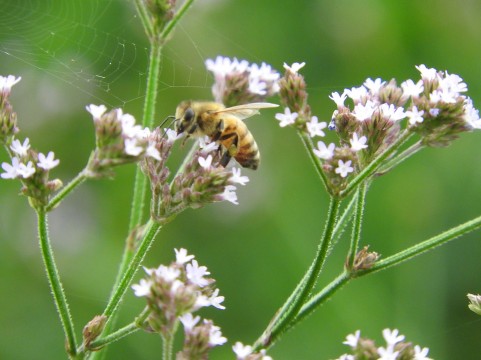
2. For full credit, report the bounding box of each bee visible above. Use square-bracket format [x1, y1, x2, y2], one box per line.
[174, 101, 278, 170]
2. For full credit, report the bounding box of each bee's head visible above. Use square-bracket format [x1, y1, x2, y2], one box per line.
[174, 101, 195, 135]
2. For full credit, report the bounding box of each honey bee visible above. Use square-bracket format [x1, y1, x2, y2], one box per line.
[174, 101, 278, 170]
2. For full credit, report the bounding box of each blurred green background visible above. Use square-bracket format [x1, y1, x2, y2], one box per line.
[1, 0, 481, 359]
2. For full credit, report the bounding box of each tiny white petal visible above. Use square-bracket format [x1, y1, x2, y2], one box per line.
[86, 104, 107, 119]
[198, 155, 213, 169]
[175, 248, 195, 264]
[37, 151, 60, 170]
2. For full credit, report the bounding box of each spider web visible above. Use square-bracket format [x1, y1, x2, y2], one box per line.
[0, 0, 213, 110]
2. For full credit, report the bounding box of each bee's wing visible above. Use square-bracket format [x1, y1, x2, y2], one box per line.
[212, 103, 279, 120]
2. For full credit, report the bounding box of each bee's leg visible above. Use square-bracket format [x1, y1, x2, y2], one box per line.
[219, 132, 239, 167]
[220, 151, 232, 167]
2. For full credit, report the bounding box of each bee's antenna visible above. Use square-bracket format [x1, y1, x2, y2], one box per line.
[159, 115, 176, 129]
[158, 115, 177, 140]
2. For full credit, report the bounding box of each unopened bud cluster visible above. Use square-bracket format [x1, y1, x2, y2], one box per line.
[132, 248, 227, 357]
[0, 76, 62, 207]
[346, 246, 379, 274]
[143, 0, 177, 36]
[337, 328, 431, 360]
[143, 136, 250, 223]
[205, 56, 280, 106]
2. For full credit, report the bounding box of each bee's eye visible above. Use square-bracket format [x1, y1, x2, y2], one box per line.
[184, 108, 194, 122]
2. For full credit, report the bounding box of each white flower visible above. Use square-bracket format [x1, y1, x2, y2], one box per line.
[377, 345, 399, 360]
[313, 141, 335, 160]
[329, 92, 347, 107]
[464, 97, 481, 129]
[208, 322, 227, 346]
[343, 330, 361, 348]
[155, 264, 181, 282]
[221, 185, 239, 205]
[335, 160, 354, 178]
[131, 279, 152, 297]
[406, 106, 425, 125]
[1, 157, 21, 179]
[165, 128, 182, 143]
[364, 77, 385, 95]
[198, 155, 213, 169]
[275, 108, 298, 127]
[248, 76, 267, 95]
[430, 88, 458, 104]
[86, 104, 107, 119]
[429, 108, 440, 117]
[283, 62, 306, 74]
[0, 75, 21, 91]
[199, 137, 219, 154]
[401, 79, 424, 98]
[439, 72, 467, 94]
[230, 167, 249, 186]
[124, 138, 143, 156]
[379, 103, 407, 121]
[18, 161, 35, 178]
[352, 100, 376, 121]
[416, 64, 438, 81]
[146, 142, 161, 160]
[175, 248, 195, 264]
[10, 138, 30, 157]
[259, 349, 273, 360]
[233, 342, 253, 360]
[209, 288, 226, 310]
[306, 116, 327, 138]
[179, 313, 200, 332]
[194, 294, 211, 310]
[344, 86, 368, 103]
[414, 345, 431, 360]
[350, 133, 368, 151]
[186, 260, 210, 287]
[382, 328, 405, 347]
[37, 151, 60, 170]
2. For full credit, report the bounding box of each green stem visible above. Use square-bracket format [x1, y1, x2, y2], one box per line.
[36, 207, 78, 357]
[340, 130, 413, 198]
[360, 214, 481, 276]
[284, 213, 481, 334]
[158, 0, 196, 44]
[255, 197, 341, 349]
[162, 333, 175, 360]
[134, 0, 154, 39]
[330, 192, 358, 250]
[298, 131, 329, 193]
[86, 308, 150, 351]
[287, 272, 351, 333]
[347, 181, 368, 268]
[104, 219, 161, 321]
[376, 140, 424, 176]
[46, 171, 87, 212]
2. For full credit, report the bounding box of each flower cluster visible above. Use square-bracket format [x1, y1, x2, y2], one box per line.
[205, 56, 280, 106]
[232, 342, 273, 360]
[85, 104, 162, 177]
[0, 75, 63, 207]
[0, 75, 21, 142]
[336, 328, 431, 360]
[143, 135, 250, 223]
[1, 136, 62, 207]
[132, 248, 227, 358]
[276, 64, 480, 195]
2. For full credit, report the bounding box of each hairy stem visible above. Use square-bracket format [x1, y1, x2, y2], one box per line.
[46, 171, 87, 212]
[37, 207, 78, 357]
[255, 198, 341, 349]
[347, 181, 368, 268]
[341, 130, 412, 197]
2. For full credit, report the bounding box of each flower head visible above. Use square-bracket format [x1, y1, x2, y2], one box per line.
[37, 151, 60, 170]
[275, 107, 298, 127]
[335, 160, 354, 178]
[283, 62, 306, 74]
